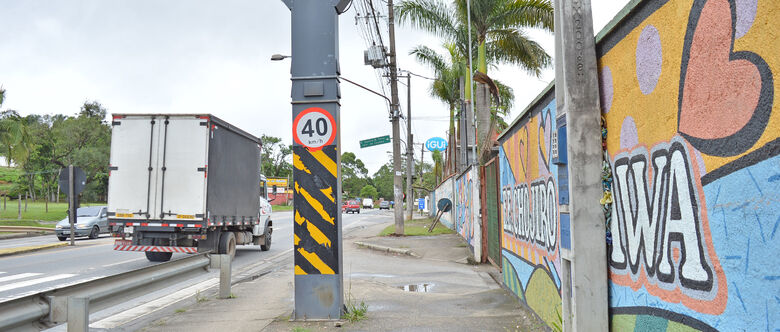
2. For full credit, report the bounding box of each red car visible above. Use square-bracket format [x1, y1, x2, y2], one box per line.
[343, 200, 361, 214]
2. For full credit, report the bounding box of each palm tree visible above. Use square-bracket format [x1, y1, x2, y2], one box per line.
[398, 0, 552, 160]
[410, 43, 464, 173]
[0, 110, 33, 167]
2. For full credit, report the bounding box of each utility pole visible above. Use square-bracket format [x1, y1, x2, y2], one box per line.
[405, 73, 413, 221]
[388, 0, 404, 235]
[554, 0, 608, 330]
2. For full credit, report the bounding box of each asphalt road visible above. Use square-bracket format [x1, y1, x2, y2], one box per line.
[0, 208, 389, 306]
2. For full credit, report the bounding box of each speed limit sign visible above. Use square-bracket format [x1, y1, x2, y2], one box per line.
[293, 107, 337, 150]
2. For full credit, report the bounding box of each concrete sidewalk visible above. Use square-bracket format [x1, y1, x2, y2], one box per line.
[141, 218, 545, 332]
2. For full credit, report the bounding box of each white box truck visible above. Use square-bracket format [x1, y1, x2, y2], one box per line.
[107, 114, 272, 262]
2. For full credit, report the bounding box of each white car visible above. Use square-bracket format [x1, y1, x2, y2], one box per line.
[362, 198, 373, 209]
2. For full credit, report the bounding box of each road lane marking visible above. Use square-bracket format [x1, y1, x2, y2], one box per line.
[102, 257, 145, 268]
[0, 274, 76, 292]
[0, 272, 42, 283]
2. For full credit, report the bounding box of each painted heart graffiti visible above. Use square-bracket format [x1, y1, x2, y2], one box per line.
[677, 0, 774, 157]
[537, 110, 553, 175]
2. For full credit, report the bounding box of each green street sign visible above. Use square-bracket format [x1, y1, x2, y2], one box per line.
[359, 135, 391, 148]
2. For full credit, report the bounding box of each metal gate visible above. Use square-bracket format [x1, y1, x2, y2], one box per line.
[484, 157, 501, 267]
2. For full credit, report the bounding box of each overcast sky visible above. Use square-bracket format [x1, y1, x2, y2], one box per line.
[0, 1, 628, 174]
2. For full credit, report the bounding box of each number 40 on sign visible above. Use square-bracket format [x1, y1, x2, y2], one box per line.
[293, 107, 337, 150]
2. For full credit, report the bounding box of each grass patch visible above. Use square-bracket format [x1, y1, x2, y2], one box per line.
[343, 300, 368, 323]
[175, 308, 187, 314]
[379, 217, 454, 236]
[291, 328, 311, 332]
[0, 220, 55, 228]
[272, 205, 293, 212]
[0, 201, 104, 222]
[195, 290, 208, 303]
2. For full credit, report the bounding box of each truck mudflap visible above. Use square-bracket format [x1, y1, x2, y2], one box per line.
[113, 239, 198, 253]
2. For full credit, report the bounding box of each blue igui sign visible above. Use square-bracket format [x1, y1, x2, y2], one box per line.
[425, 137, 447, 151]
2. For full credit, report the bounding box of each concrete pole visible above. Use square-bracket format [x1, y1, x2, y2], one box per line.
[553, 0, 608, 331]
[218, 254, 231, 299]
[406, 74, 414, 221]
[388, 0, 404, 234]
[67, 297, 89, 332]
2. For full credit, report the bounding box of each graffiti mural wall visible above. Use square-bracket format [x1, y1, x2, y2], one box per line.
[455, 166, 481, 259]
[433, 175, 455, 229]
[497, 89, 562, 329]
[597, 0, 779, 330]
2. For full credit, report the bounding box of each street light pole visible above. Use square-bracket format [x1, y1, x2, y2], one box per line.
[387, 0, 404, 235]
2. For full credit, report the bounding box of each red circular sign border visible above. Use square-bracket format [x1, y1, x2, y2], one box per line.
[292, 107, 337, 151]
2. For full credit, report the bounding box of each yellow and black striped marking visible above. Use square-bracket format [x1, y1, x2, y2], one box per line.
[293, 145, 338, 275]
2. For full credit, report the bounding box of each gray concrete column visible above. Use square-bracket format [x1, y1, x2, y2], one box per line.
[553, 0, 609, 331]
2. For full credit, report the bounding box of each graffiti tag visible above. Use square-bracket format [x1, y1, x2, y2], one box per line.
[609, 137, 725, 312]
[502, 177, 558, 252]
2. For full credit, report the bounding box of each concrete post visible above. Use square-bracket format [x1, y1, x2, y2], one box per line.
[67, 297, 89, 332]
[553, 0, 608, 331]
[218, 254, 231, 299]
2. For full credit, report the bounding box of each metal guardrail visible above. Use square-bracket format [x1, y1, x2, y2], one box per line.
[0, 252, 212, 331]
[0, 226, 55, 233]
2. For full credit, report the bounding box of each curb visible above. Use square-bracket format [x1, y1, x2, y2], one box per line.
[0, 242, 68, 257]
[0, 232, 49, 241]
[354, 241, 420, 258]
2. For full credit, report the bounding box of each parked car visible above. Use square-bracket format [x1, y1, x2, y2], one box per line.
[379, 201, 390, 210]
[362, 198, 374, 209]
[344, 200, 361, 214]
[55, 206, 109, 241]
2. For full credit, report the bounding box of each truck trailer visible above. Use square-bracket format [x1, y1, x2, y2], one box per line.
[107, 114, 272, 262]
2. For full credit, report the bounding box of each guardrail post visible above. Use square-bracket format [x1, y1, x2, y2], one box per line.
[67, 297, 88, 332]
[218, 255, 231, 299]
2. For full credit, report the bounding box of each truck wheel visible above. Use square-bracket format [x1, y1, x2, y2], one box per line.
[145, 251, 173, 262]
[57, 236, 67, 241]
[260, 226, 272, 251]
[144, 238, 173, 262]
[219, 232, 236, 259]
[89, 226, 100, 239]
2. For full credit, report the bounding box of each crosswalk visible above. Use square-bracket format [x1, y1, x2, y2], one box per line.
[0, 271, 77, 297]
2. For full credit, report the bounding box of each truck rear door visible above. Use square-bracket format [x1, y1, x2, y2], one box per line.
[154, 116, 209, 222]
[108, 116, 161, 220]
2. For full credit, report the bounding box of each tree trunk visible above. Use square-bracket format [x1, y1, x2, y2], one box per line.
[475, 83, 492, 164]
[24, 192, 28, 212]
[17, 194, 21, 220]
[477, 41, 487, 74]
[56, 181, 60, 203]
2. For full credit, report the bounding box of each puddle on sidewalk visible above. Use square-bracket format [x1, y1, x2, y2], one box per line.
[398, 283, 434, 292]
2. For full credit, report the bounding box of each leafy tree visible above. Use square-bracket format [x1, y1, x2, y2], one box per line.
[49, 102, 111, 201]
[431, 149, 443, 184]
[372, 162, 395, 200]
[359, 184, 378, 200]
[260, 135, 292, 178]
[342, 152, 369, 198]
